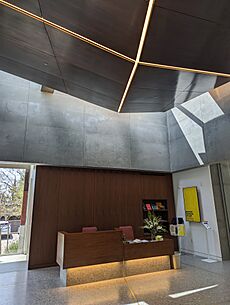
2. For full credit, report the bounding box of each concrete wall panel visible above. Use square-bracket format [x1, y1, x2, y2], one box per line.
[1, 70, 229, 172]
[205, 114, 230, 163]
[0, 70, 170, 171]
[168, 89, 230, 172]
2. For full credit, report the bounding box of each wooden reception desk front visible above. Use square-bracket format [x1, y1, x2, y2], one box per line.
[57, 230, 174, 286]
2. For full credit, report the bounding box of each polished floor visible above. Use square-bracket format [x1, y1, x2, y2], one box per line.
[0, 254, 27, 264]
[0, 254, 230, 305]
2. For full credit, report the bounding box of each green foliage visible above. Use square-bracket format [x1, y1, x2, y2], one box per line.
[0, 168, 26, 219]
[143, 211, 167, 239]
[5, 240, 19, 254]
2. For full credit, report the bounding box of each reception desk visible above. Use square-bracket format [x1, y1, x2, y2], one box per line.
[57, 230, 174, 286]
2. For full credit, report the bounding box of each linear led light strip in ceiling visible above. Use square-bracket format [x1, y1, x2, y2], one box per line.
[0, 0, 230, 111]
[1, 0, 229, 79]
[0, 0, 135, 63]
[117, 0, 155, 112]
[117, 0, 230, 112]
[139, 61, 230, 77]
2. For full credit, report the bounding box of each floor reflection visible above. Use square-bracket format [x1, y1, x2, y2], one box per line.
[0, 255, 229, 305]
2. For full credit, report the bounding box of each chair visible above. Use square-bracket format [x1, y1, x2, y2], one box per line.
[82, 226, 98, 233]
[119, 226, 134, 240]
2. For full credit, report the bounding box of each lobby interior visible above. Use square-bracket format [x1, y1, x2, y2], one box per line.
[0, 0, 230, 304]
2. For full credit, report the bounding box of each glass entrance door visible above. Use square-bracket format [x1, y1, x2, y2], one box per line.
[0, 168, 29, 255]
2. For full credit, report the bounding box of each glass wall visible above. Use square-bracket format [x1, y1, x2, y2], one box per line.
[0, 168, 29, 255]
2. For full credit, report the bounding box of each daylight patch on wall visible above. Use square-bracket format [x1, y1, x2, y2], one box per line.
[171, 107, 205, 165]
[181, 92, 224, 123]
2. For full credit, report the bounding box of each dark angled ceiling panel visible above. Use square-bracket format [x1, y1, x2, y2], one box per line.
[58, 61, 126, 102]
[122, 66, 221, 112]
[141, 6, 230, 74]
[0, 3, 66, 90]
[66, 81, 121, 111]
[0, 0, 229, 113]
[0, 56, 66, 92]
[6, 0, 41, 14]
[0, 4, 52, 54]
[46, 26, 133, 110]
[39, 0, 147, 58]
[155, 0, 230, 27]
[46, 27, 133, 85]
[0, 2, 133, 111]
[123, 66, 181, 113]
[0, 37, 60, 77]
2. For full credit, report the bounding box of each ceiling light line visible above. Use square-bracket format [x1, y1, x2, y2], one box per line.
[139, 61, 230, 78]
[0, 0, 229, 111]
[117, 0, 155, 112]
[117, 62, 138, 113]
[1, 0, 229, 80]
[0, 0, 135, 64]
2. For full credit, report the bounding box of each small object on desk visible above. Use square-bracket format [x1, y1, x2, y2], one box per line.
[170, 224, 177, 236]
[170, 217, 185, 237]
[82, 226, 97, 232]
[133, 239, 142, 243]
[128, 239, 151, 244]
[155, 235, 163, 241]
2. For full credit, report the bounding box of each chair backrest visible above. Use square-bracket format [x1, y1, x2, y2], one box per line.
[119, 226, 134, 240]
[82, 226, 98, 233]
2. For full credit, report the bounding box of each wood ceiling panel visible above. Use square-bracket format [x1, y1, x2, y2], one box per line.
[0, 56, 66, 92]
[59, 61, 125, 101]
[0, 36, 60, 77]
[142, 7, 230, 74]
[0, 0, 229, 112]
[6, 0, 41, 15]
[123, 66, 221, 112]
[155, 0, 230, 27]
[0, 5, 52, 54]
[127, 66, 192, 90]
[46, 27, 133, 85]
[65, 81, 121, 111]
[39, 0, 147, 58]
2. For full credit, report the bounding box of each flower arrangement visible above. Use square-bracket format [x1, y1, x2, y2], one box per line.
[143, 211, 167, 241]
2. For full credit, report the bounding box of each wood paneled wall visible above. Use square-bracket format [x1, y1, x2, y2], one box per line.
[29, 166, 175, 269]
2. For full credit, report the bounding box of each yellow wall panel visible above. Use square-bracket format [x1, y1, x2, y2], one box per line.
[183, 187, 201, 222]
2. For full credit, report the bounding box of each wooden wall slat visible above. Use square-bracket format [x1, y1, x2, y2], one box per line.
[29, 167, 176, 269]
[58, 168, 95, 232]
[29, 167, 60, 268]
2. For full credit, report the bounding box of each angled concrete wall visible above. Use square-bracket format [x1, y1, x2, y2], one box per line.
[1, 70, 229, 173]
[168, 83, 230, 172]
[0, 70, 170, 171]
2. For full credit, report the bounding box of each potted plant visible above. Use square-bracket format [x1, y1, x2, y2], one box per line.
[143, 211, 167, 241]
